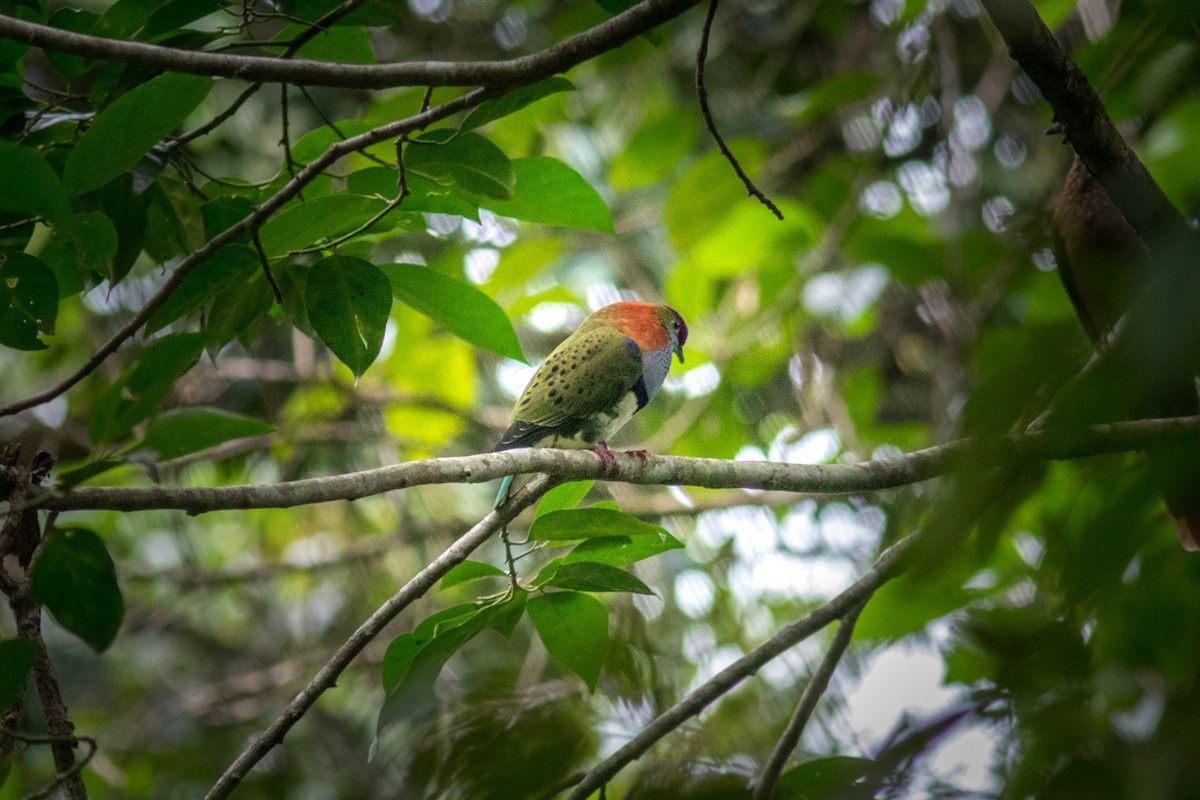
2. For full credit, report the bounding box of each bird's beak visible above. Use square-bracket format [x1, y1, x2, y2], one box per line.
[674, 343, 685, 364]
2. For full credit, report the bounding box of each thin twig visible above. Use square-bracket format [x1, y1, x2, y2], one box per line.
[251, 231, 285, 304]
[287, 191, 408, 255]
[1, 729, 99, 800]
[753, 602, 865, 800]
[202, 475, 556, 800]
[695, 0, 783, 220]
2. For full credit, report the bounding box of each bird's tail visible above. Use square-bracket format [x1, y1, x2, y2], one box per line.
[494, 474, 514, 508]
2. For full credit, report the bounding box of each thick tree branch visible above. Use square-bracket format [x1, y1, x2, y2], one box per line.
[0, 91, 485, 418]
[29, 415, 1200, 514]
[202, 476, 554, 800]
[0, 0, 700, 90]
[978, 0, 1191, 247]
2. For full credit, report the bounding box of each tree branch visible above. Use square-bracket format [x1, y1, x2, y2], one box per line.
[0, 0, 701, 90]
[30, 415, 1200, 514]
[202, 475, 555, 800]
[752, 602, 864, 800]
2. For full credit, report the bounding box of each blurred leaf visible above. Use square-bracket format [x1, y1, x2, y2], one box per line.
[611, 110, 698, 189]
[30, 527, 124, 652]
[776, 756, 877, 800]
[45, 8, 99, 79]
[0, 252, 57, 350]
[63, 73, 213, 195]
[0, 638, 35, 708]
[46, 212, 119, 283]
[528, 591, 608, 692]
[90, 332, 207, 444]
[544, 561, 654, 595]
[460, 77, 574, 131]
[530, 508, 666, 541]
[145, 244, 260, 334]
[258, 194, 387, 256]
[785, 70, 883, 125]
[406, 129, 515, 199]
[474, 157, 613, 233]
[536, 480, 595, 517]
[381, 633, 417, 694]
[381, 264, 524, 362]
[136, 406, 273, 460]
[440, 560, 507, 589]
[0, 141, 71, 221]
[305, 255, 391, 378]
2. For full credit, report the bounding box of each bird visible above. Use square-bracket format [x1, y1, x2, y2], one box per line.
[493, 301, 688, 506]
[1052, 153, 1200, 550]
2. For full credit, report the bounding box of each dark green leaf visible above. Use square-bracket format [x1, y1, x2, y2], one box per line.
[536, 481, 595, 517]
[45, 8, 98, 79]
[136, 406, 274, 460]
[788, 71, 883, 125]
[460, 77, 575, 131]
[0, 252, 57, 350]
[381, 633, 417, 693]
[347, 169, 479, 218]
[144, 244, 260, 334]
[30, 527, 124, 652]
[206, 274, 274, 350]
[90, 332, 207, 444]
[258, 194, 386, 256]
[200, 196, 255, 241]
[305, 255, 391, 378]
[528, 591, 608, 692]
[776, 756, 877, 800]
[63, 73, 213, 195]
[544, 561, 654, 595]
[488, 591, 527, 638]
[529, 508, 666, 541]
[291, 119, 382, 165]
[47, 212, 120, 281]
[381, 264, 524, 362]
[289, 23, 375, 64]
[0, 141, 71, 221]
[854, 569, 983, 642]
[562, 532, 685, 568]
[440, 560, 507, 589]
[141, 0, 229, 41]
[406, 129, 515, 199]
[476, 157, 614, 233]
[0, 638, 35, 708]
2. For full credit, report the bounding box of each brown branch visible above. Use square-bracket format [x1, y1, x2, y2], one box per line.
[251, 231, 284, 304]
[1, 728, 98, 800]
[202, 475, 556, 800]
[28, 414, 1200, 514]
[0, 0, 702, 90]
[695, 0, 783, 220]
[753, 602, 864, 800]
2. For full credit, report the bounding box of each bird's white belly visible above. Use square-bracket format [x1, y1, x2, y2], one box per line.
[547, 392, 640, 448]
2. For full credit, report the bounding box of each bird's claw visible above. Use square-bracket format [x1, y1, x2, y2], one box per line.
[624, 449, 651, 460]
[592, 442, 617, 476]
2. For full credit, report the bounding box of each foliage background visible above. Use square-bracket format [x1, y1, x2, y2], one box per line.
[2, 0, 1200, 797]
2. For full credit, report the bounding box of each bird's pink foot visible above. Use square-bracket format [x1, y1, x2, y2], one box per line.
[592, 442, 617, 476]
[624, 449, 651, 460]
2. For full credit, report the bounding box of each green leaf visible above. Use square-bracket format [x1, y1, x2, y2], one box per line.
[289, 23, 376, 64]
[46, 212, 120, 283]
[562, 532, 685, 568]
[305, 255, 391, 379]
[90, 332, 207, 444]
[536, 481, 595, 517]
[529, 508, 666, 541]
[206, 275, 274, 350]
[0, 638, 35, 709]
[545, 561, 654, 595]
[30, 527, 124, 652]
[528, 591, 608, 692]
[406, 129, 515, 199]
[63, 73, 213, 195]
[611, 110, 698, 190]
[440, 560, 507, 589]
[46, 8, 99, 79]
[258, 194, 387, 257]
[488, 591, 527, 638]
[786, 71, 883, 125]
[347, 169, 479, 218]
[381, 264, 524, 362]
[854, 570, 983, 642]
[776, 756, 877, 799]
[0, 252, 58, 350]
[144, 245, 260, 334]
[136, 406, 274, 460]
[291, 119, 383, 165]
[460, 77, 575, 131]
[0, 141, 71, 221]
[476, 157, 614, 233]
[380, 633, 417, 693]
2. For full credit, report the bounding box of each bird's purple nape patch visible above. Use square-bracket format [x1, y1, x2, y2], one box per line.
[666, 306, 688, 346]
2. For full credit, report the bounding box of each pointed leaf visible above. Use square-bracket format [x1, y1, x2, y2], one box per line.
[475, 157, 613, 233]
[381, 264, 524, 362]
[380, 633, 417, 693]
[528, 591, 608, 692]
[30, 527, 125, 652]
[144, 245, 260, 334]
[488, 591, 527, 638]
[406, 129, 515, 199]
[529, 508, 666, 541]
[0, 252, 58, 351]
[536, 481, 595, 517]
[63, 73, 213, 195]
[305, 255, 391, 378]
[90, 332, 207, 444]
[0, 141, 71, 221]
[563, 532, 685, 568]
[776, 756, 878, 799]
[258, 194, 387, 257]
[460, 77, 574, 131]
[440, 560, 507, 589]
[0, 638, 35, 708]
[136, 406, 274, 460]
[545, 561, 654, 595]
